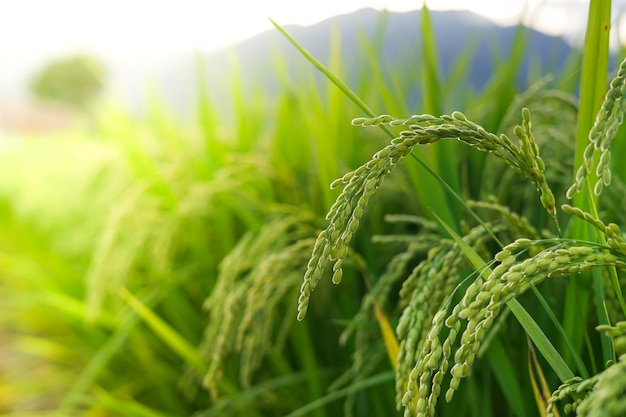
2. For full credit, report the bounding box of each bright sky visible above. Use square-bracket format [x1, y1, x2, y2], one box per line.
[0, 0, 592, 59]
[0, 0, 616, 98]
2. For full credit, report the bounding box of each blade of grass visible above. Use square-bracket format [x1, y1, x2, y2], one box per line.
[118, 287, 206, 373]
[372, 299, 398, 369]
[507, 300, 575, 383]
[270, 17, 459, 228]
[269, 18, 380, 127]
[567, 0, 613, 367]
[284, 371, 394, 417]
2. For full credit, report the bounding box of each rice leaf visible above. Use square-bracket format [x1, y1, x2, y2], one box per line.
[372, 300, 399, 369]
[118, 287, 206, 373]
[284, 371, 394, 417]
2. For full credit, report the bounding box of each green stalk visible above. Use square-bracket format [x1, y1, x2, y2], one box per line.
[567, 0, 613, 365]
[573, 1, 611, 197]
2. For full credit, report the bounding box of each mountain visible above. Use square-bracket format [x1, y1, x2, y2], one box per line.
[151, 8, 575, 117]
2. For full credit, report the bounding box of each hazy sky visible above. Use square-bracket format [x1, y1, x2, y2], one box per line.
[0, 1, 592, 57]
[0, 0, 617, 99]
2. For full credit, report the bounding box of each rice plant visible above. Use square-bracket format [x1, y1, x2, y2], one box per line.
[2, 2, 625, 416]
[293, 1, 626, 416]
[0, 14, 406, 415]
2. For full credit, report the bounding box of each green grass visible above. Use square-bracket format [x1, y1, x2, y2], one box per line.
[0, 2, 625, 417]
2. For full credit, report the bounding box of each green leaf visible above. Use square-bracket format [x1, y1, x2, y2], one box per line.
[569, 0, 616, 367]
[284, 371, 394, 417]
[118, 287, 206, 373]
[373, 300, 399, 369]
[508, 299, 575, 383]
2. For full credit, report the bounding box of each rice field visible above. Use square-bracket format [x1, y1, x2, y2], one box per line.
[1, 2, 625, 416]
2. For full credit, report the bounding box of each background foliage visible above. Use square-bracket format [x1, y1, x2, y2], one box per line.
[29, 54, 106, 108]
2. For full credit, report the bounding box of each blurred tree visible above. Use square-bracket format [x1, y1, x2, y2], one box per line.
[29, 54, 106, 108]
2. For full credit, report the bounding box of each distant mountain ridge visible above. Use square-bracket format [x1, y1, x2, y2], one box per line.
[154, 8, 575, 116]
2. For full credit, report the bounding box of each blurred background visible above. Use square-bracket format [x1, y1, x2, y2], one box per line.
[0, 0, 604, 123]
[0, 1, 624, 416]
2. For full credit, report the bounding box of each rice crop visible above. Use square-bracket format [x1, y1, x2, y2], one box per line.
[0, 1, 624, 416]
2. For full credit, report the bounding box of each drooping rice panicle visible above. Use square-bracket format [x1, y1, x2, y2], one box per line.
[201, 211, 318, 396]
[299, 109, 558, 320]
[567, 55, 626, 198]
[403, 239, 626, 417]
[561, 322, 626, 417]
